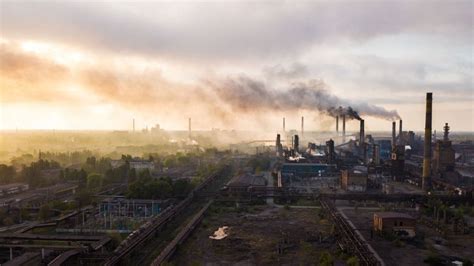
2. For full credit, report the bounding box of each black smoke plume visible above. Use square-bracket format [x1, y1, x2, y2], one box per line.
[207, 75, 400, 121]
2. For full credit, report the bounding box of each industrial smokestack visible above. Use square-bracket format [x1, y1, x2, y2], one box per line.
[283, 117, 286, 132]
[294, 135, 299, 153]
[342, 114, 346, 141]
[392, 121, 396, 148]
[276, 134, 282, 156]
[336, 116, 339, 133]
[399, 119, 403, 137]
[359, 119, 365, 145]
[422, 92, 433, 191]
[188, 117, 191, 139]
[301, 116, 304, 138]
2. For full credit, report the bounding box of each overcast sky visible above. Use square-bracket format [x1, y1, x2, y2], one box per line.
[0, 1, 472, 132]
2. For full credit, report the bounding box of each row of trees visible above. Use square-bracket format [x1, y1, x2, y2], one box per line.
[126, 170, 194, 199]
[0, 164, 16, 184]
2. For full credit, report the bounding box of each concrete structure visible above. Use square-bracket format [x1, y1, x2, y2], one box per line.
[325, 139, 335, 164]
[398, 119, 403, 144]
[293, 135, 299, 153]
[433, 123, 455, 174]
[275, 134, 283, 157]
[392, 121, 396, 148]
[423, 92, 433, 191]
[342, 115, 346, 141]
[372, 144, 380, 165]
[359, 119, 365, 145]
[373, 212, 416, 237]
[391, 145, 405, 181]
[224, 174, 267, 197]
[341, 169, 367, 192]
[278, 163, 337, 187]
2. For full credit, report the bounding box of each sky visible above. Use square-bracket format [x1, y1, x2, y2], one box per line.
[0, 0, 473, 132]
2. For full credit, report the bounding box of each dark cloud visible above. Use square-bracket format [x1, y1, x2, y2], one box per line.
[206, 75, 400, 120]
[1, 1, 471, 61]
[1, 43, 401, 123]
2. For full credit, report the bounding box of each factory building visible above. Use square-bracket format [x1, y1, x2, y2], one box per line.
[341, 168, 368, 192]
[278, 163, 337, 187]
[224, 173, 267, 197]
[433, 123, 455, 174]
[373, 212, 416, 237]
[391, 145, 405, 181]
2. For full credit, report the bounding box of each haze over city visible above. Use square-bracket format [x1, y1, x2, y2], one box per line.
[1, 1, 472, 131]
[0, 2, 473, 266]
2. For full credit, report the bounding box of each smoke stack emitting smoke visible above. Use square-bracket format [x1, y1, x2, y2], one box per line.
[210, 77, 400, 122]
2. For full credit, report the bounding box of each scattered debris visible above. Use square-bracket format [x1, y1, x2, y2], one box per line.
[209, 226, 229, 240]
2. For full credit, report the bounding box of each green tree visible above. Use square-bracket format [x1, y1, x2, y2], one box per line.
[172, 179, 193, 197]
[0, 164, 16, 184]
[319, 251, 334, 266]
[87, 173, 104, 189]
[346, 256, 360, 266]
[150, 180, 172, 199]
[38, 204, 51, 220]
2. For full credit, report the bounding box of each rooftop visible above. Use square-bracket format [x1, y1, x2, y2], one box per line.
[374, 212, 414, 219]
[228, 174, 266, 187]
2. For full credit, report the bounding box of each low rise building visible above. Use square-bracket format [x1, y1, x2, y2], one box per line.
[373, 212, 416, 237]
[278, 163, 337, 187]
[341, 168, 367, 192]
[223, 173, 267, 197]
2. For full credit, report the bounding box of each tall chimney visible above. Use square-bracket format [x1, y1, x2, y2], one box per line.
[399, 120, 403, 137]
[422, 92, 433, 191]
[392, 121, 396, 148]
[294, 135, 299, 153]
[336, 116, 339, 133]
[283, 117, 286, 132]
[188, 117, 191, 139]
[359, 119, 365, 145]
[301, 116, 304, 138]
[342, 115, 346, 141]
[443, 123, 450, 141]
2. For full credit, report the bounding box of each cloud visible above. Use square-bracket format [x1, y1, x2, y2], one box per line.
[206, 75, 400, 120]
[1, 1, 471, 61]
[263, 62, 308, 80]
[1, 42, 402, 126]
[0, 42, 71, 102]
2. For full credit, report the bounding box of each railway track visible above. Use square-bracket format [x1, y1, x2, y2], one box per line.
[104, 163, 231, 265]
[320, 200, 383, 266]
[150, 200, 213, 265]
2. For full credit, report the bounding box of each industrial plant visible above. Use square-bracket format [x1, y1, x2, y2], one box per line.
[0, 92, 471, 266]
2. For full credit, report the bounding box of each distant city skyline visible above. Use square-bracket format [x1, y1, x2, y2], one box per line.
[1, 1, 472, 131]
